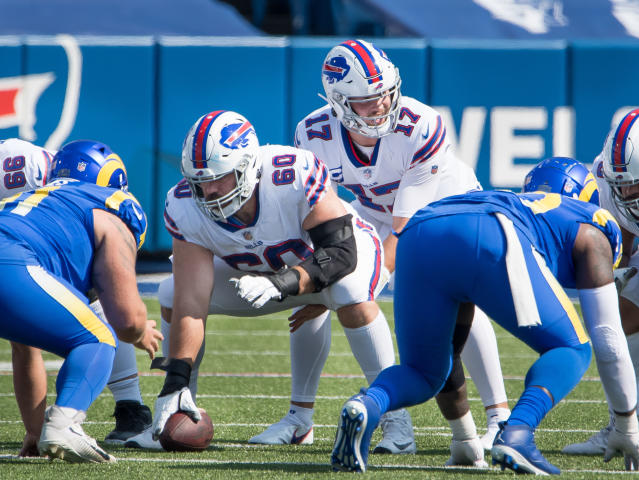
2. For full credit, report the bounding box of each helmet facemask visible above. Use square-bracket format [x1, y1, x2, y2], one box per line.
[602, 109, 639, 222]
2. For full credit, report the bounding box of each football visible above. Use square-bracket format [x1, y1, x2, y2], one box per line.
[159, 409, 214, 452]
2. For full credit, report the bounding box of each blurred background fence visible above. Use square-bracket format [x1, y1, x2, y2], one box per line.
[1, 0, 638, 252]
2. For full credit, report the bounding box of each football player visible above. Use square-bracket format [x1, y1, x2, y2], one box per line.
[0, 140, 161, 462]
[129, 110, 416, 454]
[292, 39, 509, 462]
[331, 184, 626, 474]
[562, 108, 639, 457]
[1, 139, 155, 456]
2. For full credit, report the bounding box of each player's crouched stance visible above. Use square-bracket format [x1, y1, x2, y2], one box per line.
[0, 141, 161, 463]
[331, 188, 616, 474]
[137, 110, 416, 455]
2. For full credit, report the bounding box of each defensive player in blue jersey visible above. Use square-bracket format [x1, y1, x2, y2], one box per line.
[0, 140, 162, 463]
[331, 185, 625, 474]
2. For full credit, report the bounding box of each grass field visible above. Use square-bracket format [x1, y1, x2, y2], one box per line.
[0, 299, 629, 478]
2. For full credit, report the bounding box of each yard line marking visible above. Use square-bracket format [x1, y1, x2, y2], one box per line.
[0, 455, 633, 475]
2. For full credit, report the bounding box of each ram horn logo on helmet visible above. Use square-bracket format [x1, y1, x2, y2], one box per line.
[0, 35, 82, 152]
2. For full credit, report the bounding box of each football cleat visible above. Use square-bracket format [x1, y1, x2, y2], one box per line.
[249, 415, 313, 445]
[481, 408, 511, 450]
[124, 427, 163, 450]
[373, 409, 417, 454]
[104, 401, 152, 445]
[445, 437, 488, 467]
[331, 391, 381, 473]
[491, 422, 560, 475]
[561, 424, 612, 455]
[38, 405, 116, 463]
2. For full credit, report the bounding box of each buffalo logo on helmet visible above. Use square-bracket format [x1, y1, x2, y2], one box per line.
[323, 57, 350, 84]
[597, 162, 604, 178]
[220, 121, 255, 149]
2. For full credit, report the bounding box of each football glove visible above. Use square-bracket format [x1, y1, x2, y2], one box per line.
[614, 267, 638, 295]
[152, 386, 201, 440]
[604, 414, 639, 470]
[230, 275, 282, 308]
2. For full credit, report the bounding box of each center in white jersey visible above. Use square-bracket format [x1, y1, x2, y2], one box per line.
[164, 144, 378, 274]
[295, 96, 481, 235]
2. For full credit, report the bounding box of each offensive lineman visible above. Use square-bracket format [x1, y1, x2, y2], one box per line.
[0, 139, 154, 455]
[562, 108, 639, 456]
[132, 110, 416, 453]
[289, 39, 509, 461]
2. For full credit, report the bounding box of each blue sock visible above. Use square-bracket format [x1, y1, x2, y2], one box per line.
[508, 386, 553, 429]
[56, 342, 115, 411]
[365, 386, 390, 415]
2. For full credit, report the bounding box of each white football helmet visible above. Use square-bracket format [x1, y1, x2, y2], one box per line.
[181, 110, 261, 220]
[602, 108, 639, 221]
[321, 39, 401, 138]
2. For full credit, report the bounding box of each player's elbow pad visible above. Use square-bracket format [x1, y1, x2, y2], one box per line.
[300, 214, 357, 291]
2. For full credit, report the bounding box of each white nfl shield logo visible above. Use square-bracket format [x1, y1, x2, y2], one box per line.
[77, 161, 87, 172]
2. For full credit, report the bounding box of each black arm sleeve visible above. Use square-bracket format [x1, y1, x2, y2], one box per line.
[298, 213, 357, 291]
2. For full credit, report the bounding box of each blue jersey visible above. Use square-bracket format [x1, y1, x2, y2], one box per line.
[404, 190, 622, 289]
[0, 179, 147, 295]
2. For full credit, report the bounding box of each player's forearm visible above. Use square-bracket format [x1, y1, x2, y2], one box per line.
[169, 315, 206, 363]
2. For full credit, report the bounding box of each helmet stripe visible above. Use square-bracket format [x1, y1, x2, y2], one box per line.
[612, 108, 639, 173]
[224, 121, 253, 147]
[341, 40, 381, 83]
[192, 110, 225, 167]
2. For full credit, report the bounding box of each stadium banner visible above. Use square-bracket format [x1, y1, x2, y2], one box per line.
[0, 36, 637, 251]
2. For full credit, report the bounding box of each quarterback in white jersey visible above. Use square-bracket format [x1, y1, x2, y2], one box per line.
[2, 138, 153, 456]
[563, 108, 639, 458]
[140, 110, 416, 454]
[292, 39, 509, 463]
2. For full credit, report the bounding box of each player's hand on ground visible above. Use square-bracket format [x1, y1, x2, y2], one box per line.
[288, 304, 328, 333]
[604, 428, 639, 470]
[19, 432, 41, 457]
[230, 275, 281, 308]
[134, 320, 163, 359]
[152, 386, 201, 440]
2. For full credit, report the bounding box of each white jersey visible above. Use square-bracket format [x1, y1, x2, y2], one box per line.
[0, 138, 53, 198]
[162, 144, 386, 312]
[295, 96, 481, 236]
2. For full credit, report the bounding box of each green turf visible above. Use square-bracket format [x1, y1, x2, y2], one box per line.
[0, 299, 627, 478]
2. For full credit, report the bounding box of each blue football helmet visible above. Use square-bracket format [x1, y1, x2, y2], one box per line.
[523, 156, 599, 206]
[51, 140, 128, 191]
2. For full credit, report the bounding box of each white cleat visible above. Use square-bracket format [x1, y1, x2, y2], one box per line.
[38, 405, 116, 463]
[249, 415, 313, 445]
[373, 409, 417, 454]
[124, 427, 163, 450]
[445, 437, 488, 467]
[562, 424, 612, 455]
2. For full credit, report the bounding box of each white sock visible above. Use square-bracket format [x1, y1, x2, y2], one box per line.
[485, 407, 510, 426]
[290, 309, 331, 403]
[288, 404, 314, 426]
[462, 308, 508, 407]
[449, 410, 478, 441]
[108, 376, 143, 404]
[343, 309, 395, 384]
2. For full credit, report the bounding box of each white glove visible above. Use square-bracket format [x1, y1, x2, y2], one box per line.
[614, 267, 638, 295]
[604, 414, 639, 470]
[230, 275, 281, 308]
[152, 386, 201, 440]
